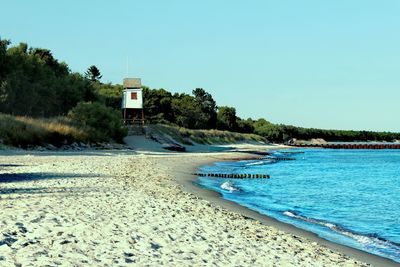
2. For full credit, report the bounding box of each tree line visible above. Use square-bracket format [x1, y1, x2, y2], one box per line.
[1, 37, 399, 143]
[138, 88, 400, 142]
[0, 39, 98, 116]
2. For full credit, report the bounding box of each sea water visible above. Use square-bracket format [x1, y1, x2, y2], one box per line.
[196, 149, 400, 262]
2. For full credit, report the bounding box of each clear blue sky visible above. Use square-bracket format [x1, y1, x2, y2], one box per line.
[2, 1, 400, 131]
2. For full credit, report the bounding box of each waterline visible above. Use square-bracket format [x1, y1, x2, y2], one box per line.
[196, 149, 400, 262]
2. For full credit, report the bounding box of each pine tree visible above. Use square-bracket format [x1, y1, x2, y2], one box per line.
[85, 65, 102, 82]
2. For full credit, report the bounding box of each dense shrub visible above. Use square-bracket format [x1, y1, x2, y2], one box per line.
[94, 82, 123, 110]
[68, 102, 127, 142]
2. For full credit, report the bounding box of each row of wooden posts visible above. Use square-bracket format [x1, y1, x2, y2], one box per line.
[269, 157, 296, 161]
[194, 173, 270, 179]
[191, 155, 301, 179]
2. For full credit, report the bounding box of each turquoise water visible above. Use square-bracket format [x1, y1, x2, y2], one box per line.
[196, 149, 400, 262]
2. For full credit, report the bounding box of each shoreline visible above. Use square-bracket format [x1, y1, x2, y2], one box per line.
[168, 152, 400, 267]
[0, 147, 397, 266]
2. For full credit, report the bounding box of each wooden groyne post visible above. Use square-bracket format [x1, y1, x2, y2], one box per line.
[193, 173, 270, 179]
[268, 157, 296, 161]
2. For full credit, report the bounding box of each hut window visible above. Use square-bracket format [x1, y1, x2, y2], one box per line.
[131, 92, 137, 100]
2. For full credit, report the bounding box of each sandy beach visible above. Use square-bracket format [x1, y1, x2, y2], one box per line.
[0, 148, 396, 266]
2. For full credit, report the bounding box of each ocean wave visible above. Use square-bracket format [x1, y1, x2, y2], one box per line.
[245, 161, 266, 166]
[245, 158, 278, 166]
[282, 210, 400, 256]
[198, 149, 400, 262]
[220, 181, 240, 193]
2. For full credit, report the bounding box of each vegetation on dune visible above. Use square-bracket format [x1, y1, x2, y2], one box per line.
[140, 87, 400, 143]
[149, 124, 267, 145]
[142, 87, 218, 129]
[94, 83, 123, 110]
[216, 106, 238, 131]
[0, 39, 97, 117]
[0, 110, 126, 148]
[0, 113, 87, 148]
[1, 36, 400, 148]
[251, 119, 400, 143]
[68, 102, 127, 143]
[0, 38, 126, 146]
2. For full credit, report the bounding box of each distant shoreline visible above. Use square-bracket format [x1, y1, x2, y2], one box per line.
[169, 151, 400, 267]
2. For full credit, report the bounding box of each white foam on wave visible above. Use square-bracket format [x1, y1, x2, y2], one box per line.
[283, 210, 338, 230]
[281, 210, 400, 258]
[220, 182, 239, 192]
[246, 161, 265, 166]
[283, 211, 296, 217]
[324, 223, 336, 229]
[354, 235, 373, 245]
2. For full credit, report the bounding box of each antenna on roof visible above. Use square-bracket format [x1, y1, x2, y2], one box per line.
[126, 55, 129, 77]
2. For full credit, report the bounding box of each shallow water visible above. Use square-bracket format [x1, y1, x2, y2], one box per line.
[196, 149, 400, 262]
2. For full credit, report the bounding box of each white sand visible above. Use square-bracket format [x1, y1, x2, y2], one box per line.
[0, 150, 372, 266]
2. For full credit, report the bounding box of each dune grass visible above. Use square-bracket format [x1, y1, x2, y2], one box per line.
[0, 113, 89, 148]
[150, 124, 267, 145]
[0, 114, 267, 149]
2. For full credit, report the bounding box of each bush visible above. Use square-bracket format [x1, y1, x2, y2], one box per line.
[68, 102, 127, 142]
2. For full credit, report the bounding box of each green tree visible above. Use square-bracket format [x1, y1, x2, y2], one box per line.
[253, 119, 281, 141]
[172, 94, 204, 129]
[237, 118, 254, 133]
[0, 39, 97, 116]
[143, 87, 174, 123]
[217, 106, 237, 131]
[92, 82, 123, 110]
[192, 88, 217, 129]
[0, 38, 10, 79]
[85, 65, 102, 82]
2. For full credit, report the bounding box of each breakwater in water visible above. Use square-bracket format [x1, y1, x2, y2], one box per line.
[193, 172, 270, 179]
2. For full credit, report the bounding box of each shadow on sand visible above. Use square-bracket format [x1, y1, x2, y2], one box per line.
[0, 172, 107, 198]
[0, 186, 99, 196]
[0, 172, 100, 183]
[0, 150, 138, 157]
[0, 164, 26, 168]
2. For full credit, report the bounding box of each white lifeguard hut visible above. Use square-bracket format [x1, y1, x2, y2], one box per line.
[121, 78, 144, 125]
